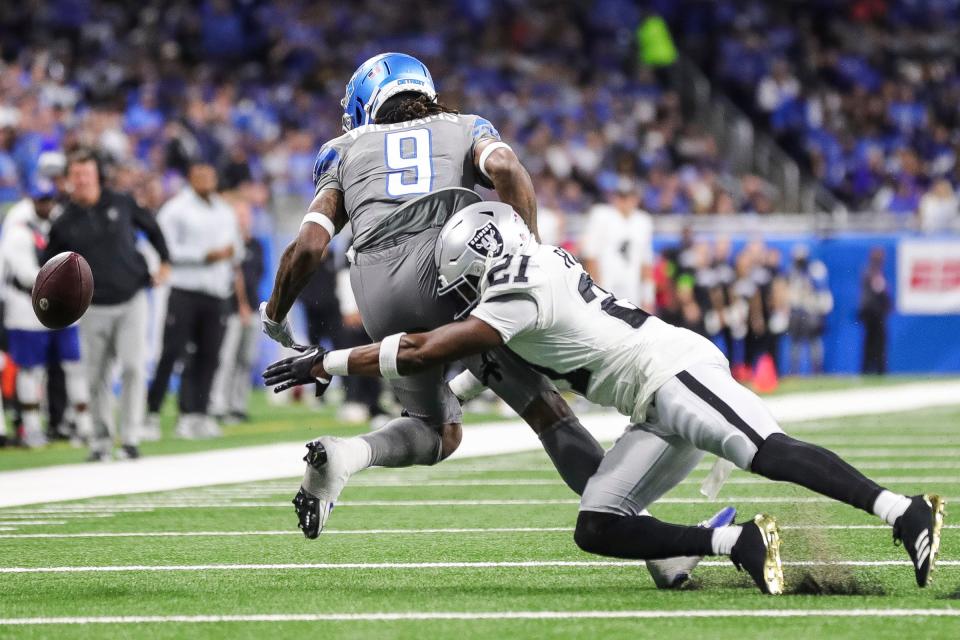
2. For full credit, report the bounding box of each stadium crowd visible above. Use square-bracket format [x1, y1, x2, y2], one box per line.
[0, 0, 779, 218]
[0, 1, 916, 454]
[678, 0, 960, 224]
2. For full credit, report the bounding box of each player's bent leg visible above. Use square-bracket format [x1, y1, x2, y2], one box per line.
[576, 425, 783, 594]
[294, 366, 460, 538]
[662, 360, 944, 587]
[293, 417, 452, 539]
[574, 510, 783, 595]
[460, 349, 605, 495]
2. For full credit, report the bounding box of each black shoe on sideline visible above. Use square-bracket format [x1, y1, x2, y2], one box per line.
[85, 450, 111, 463]
[117, 445, 141, 460]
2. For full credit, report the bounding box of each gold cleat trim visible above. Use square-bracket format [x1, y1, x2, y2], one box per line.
[753, 513, 785, 595]
[924, 494, 946, 585]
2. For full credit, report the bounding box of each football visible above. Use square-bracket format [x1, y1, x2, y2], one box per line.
[31, 251, 94, 329]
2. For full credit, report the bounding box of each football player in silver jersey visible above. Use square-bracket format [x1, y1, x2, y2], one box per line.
[266, 202, 945, 595]
[260, 52, 731, 588]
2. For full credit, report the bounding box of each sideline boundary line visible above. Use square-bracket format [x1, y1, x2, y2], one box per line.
[2, 560, 958, 574]
[2, 609, 960, 625]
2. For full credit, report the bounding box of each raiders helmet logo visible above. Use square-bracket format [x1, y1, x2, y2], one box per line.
[466, 221, 504, 258]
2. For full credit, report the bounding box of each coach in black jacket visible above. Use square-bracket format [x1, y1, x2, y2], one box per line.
[45, 149, 171, 461]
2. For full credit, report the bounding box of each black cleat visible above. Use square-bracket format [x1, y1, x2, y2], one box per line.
[85, 450, 111, 463]
[117, 445, 141, 460]
[893, 494, 946, 587]
[292, 487, 330, 539]
[730, 514, 785, 595]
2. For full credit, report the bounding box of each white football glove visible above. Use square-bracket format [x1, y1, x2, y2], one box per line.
[259, 301, 301, 349]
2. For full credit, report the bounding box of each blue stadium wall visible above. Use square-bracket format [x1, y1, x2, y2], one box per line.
[655, 232, 960, 374]
[260, 231, 960, 376]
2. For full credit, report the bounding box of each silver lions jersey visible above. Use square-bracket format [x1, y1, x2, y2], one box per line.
[313, 113, 501, 252]
[470, 243, 729, 423]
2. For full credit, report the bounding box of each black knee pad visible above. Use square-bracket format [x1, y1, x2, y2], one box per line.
[751, 433, 804, 477]
[574, 510, 617, 553]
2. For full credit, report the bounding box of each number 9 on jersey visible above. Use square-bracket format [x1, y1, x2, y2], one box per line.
[385, 129, 433, 196]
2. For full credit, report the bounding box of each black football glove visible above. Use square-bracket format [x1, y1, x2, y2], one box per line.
[262, 347, 330, 397]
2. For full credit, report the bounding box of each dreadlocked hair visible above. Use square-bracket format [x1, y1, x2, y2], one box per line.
[375, 93, 459, 124]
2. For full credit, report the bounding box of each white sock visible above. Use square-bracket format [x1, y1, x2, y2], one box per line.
[22, 409, 42, 436]
[711, 525, 743, 555]
[341, 437, 373, 475]
[873, 490, 911, 526]
[75, 410, 93, 439]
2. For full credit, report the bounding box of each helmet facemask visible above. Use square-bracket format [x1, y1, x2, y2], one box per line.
[439, 273, 483, 320]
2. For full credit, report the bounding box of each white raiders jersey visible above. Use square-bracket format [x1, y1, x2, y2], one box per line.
[470, 243, 728, 423]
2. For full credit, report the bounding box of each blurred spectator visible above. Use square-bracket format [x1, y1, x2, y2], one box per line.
[299, 234, 386, 426]
[785, 245, 833, 374]
[858, 247, 892, 375]
[45, 149, 171, 461]
[686, 0, 960, 215]
[0, 178, 92, 448]
[147, 162, 241, 441]
[335, 253, 388, 428]
[757, 59, 800, 115]
[918, 179, 959, 233]
[0, 0, 774, 217]
[580, 179, 655, 308]
[209, 197, 264, 424]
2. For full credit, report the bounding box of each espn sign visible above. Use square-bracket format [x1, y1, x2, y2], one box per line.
[897, 240, 960, 314]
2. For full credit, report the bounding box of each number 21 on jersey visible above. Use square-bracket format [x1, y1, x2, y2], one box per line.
[385, 129, 433, 196]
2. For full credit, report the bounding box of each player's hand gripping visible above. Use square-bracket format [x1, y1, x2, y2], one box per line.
[260, 301, 306, 350]
[262, 347, 330, 397]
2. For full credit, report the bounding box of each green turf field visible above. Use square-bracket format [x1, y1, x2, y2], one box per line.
[0, 375, 938, 472]
[0, 401, 957, 638]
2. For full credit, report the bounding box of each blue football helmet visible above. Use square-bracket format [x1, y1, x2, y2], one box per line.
[340, 53, 437, 132]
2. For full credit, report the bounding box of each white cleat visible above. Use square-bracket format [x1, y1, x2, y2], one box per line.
[293, 437, 353, 538]
[646, 506, 738, 589]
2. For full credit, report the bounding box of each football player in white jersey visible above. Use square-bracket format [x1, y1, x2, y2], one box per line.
[265, 202, 944, 595]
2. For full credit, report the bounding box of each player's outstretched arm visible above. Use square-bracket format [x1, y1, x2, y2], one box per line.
[475, 140, 540, 241]
[263, 317, 503, 391]
[264, 189, 346, 324]
[342, 318, 503, 378]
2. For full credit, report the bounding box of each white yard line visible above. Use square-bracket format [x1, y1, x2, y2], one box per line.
[1, 560, 958, 574]
[2, 609, 960, 625]
[0, 527, 572, 539]
[1, 379, 958, 508]
[1, 524, 956, 540]
[168, 475, 960, 491]
[7, 495, 960, 514]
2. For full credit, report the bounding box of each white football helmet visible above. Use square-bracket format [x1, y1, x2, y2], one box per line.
[435, 201, 533, 319]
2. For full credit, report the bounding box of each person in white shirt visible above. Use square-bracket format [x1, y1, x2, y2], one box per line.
[209, 198, 263, 423]
[918, 179, 958, 233]
[580, 179, 655, 309]
[146, 162, 242, 439]
[757, 59, 801, 114]
[0, 179, 92, 447]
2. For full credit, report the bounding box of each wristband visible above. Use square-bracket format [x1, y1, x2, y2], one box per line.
[378, 332, 406, 379]
[300, 212, 337, 239]
[477, 141, 511, 181]
[322, 348, 352, 377]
